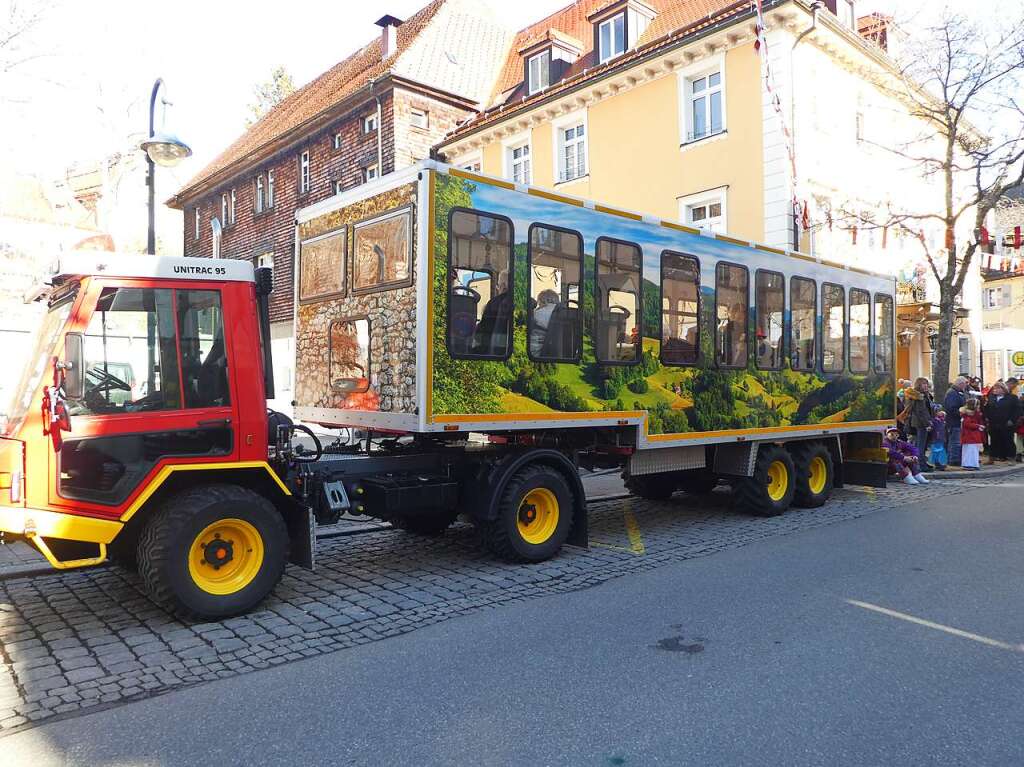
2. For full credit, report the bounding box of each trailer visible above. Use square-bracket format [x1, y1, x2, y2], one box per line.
[0, 160, 894, 619]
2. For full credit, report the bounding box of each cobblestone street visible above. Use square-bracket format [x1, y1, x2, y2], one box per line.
[0, 474, 1017, 735]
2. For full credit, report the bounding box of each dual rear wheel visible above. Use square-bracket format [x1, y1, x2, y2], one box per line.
[735, 442, 834, 517]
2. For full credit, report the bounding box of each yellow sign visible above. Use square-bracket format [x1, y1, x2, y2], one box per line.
[1013, 351, 1024, 367]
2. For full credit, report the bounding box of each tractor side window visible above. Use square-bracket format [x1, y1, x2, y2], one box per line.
[715, 262, 748, 368]
[849, 288, 870, 373]
[447, 209, 514, 360]
[595, 238, 642, 364]
[660, 251, 699, 366]
[329, 318, 370, 392]
[528, 224, 583, 362]
[69, 287, 181, 415]
[790, 277, 816, 371]
[822, 283, 846, 373]
[755, 270, 785, 370]
[177, 290, 230, 408]
[874, 293, 894, 373]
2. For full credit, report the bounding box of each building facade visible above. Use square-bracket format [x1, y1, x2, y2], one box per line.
[980, 191, 1024, 382]
[167, 0, 511, 412]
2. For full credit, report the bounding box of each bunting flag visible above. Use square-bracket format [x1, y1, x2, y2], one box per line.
[1015, 226, 1022, 249]
[979, 226, 990, 246]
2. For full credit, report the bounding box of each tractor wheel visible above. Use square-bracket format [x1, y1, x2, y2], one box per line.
[623, 471, 677, 500]
[391, 510, 459, 536]
[137, 484, 288, 620]
[734, 445, 796, 517]
[790, 441, 834, 508]
[480, 464, 573, 563]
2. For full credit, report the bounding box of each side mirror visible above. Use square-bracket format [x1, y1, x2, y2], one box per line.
[63, 333, 84, 400]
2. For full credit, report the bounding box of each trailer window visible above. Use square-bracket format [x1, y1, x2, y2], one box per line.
[822, 283, 845, 373]
[528, 224, 583, 362]
[660, 252, 699, 366]
[715, 262, 748, 368]
[874, 293, 894, 373]
[329, 318, 370, 393]
[447, 209, 514, 359]
[68, 287, 181, 415]
[177, 290, 230, 408]
[790, 277, 816, 371]
[299, 227, 346, 303]
[755, 270, 784, 370]
[849, 288, 870, 373]
[595, 238, 642, 364]
[353, 206, 412, 294]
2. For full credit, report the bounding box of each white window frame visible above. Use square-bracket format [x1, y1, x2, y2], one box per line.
[677, 53, 727, 146]
[363, 164, 379, 182]
[363, 114, 378, 133]
[257, 253, 274, 270]
[983, 286, 1005, 309]
[255, 175, 265, 213]
[221, 193, 228, 226]
[410, 108, 428, 130]
[229, 188, 237, 225]
[194, 206, 200, 240]
[335, 179, 345, 195]
[597, 12, 626, 64]
[678, 186, 728, 233]
[267, 169, 275, 208]
[334, 133, 343, 150]
[527, 49, 551, 95]
[299, 151, 310, 194]
[551, 108, 588, 184]
[501, 132, 532, 184]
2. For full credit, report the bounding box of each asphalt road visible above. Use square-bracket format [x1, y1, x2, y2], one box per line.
[5, 480, 1024, 766]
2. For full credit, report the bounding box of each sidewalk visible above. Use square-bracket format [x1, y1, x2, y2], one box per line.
[922, 460, 1024, 480]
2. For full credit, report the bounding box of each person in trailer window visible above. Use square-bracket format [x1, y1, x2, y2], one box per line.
[530, 289, 560, 357]
[717, 303, 746, 366]
[473, 269, 512, 356]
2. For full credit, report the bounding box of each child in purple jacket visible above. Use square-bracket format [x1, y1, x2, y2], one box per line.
[929, 408, 948, 470]
[883, 426, 930, 485]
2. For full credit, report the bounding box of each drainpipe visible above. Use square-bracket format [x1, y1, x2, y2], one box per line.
[375, 93, 384, 175]
[790, 0, 823, 253]
[211, 217, 222, 259]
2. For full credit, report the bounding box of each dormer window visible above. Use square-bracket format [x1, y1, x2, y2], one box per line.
[598, 14, 625, 64]
[527, 49, 551, 94]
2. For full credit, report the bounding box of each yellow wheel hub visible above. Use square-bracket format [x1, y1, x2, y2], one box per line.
[517, 488, 560, 545]
[188, 518, 264, 595]
[766, 460, 789, 502]
[807, 456, 828, 495]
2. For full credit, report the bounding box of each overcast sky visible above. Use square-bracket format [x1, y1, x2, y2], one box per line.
[0, 0, 988, 194]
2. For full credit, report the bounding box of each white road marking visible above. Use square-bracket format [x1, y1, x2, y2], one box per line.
[847, 599, 1024, 653]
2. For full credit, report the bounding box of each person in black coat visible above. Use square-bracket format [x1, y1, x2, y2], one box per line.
[983, 381, 1020, 463]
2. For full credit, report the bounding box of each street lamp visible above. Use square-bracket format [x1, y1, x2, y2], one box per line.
[140, 78, 192, 256]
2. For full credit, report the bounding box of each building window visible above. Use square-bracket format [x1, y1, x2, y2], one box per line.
[595, 237, 642, 364]
[194, 206, 200, 240]
[363, 114, 378, 133]
[363, 164, 379, 183]
[686, 68, 724, 142]
[267, 170, 275, 208]
[508, 142, 531, 184]
[984, 285, 1010, 308]
[875, 293, 894, 374]
[353, 206, 413, 294]
[528, 223, 583, 362]
[957, 334, 971, 376]
[755, 270, 784, 370]
[229, 189, 237, 225]
[257, 253, 274, 270]
[461, 157, 482, 173]
[527, 49, 551, 94]
[221, 194, 228, 226]
[679, 187, 726, 232]
[660, 252, 700, 366]
[299, 150, 310, 194]
[791, 277, 817, 371]
[715, 262, 748, 368]
[255, 176, 265, 213]
[597, 13, 625, 64]
[447, 208, 515, 360]
[334, 133, 343, 150]
[849, 288, 871, 373]
[410, 108, 428, 130]
[836, 0, 856, 29]
[822, 283, 846, 373]
[558, 123, 586, 183]
[335, 180, 345, 195]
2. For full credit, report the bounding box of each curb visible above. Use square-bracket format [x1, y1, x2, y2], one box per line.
[921, 463, 1024, 480]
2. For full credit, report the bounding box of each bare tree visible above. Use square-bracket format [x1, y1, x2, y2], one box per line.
[0, 0, 57, 75]
[841, 7, 1024, 395]
[246, 66, 296, 127]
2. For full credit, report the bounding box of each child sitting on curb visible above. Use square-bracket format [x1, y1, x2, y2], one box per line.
[960, 398, 985, 471]
[883, 426, 930, 485]
[929, 407, 948, 470]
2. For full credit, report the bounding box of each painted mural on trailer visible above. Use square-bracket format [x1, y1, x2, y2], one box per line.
[431, 173, 894, 434]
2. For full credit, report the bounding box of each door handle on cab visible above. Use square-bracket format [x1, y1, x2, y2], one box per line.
[197, 418, 232, 428]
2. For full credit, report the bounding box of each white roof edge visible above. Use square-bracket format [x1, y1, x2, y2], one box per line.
[50, 253, 255, 284]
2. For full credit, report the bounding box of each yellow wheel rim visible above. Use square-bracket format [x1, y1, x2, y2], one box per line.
[807, 456, 828, 495]
[187, 518, 265, 595]
[766, 460, 789, 502]
[516, 488, 560, 545]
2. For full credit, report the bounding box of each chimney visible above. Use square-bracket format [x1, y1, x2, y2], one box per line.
[376, 14, 403, 60]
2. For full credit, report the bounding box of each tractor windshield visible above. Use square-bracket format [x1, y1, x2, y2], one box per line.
[2, 298, 72, 437]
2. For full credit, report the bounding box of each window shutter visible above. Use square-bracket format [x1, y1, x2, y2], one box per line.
[1003, 286, 1013, 306]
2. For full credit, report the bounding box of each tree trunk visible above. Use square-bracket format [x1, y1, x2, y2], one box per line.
[932, 287, 956, 396]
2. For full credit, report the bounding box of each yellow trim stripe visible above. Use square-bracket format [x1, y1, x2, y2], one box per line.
[647, 419, 894, 441]
[759, 245, 787, 256]
[0, 506, 122, 544]
[30, 537, 107, 570]
[594, 204, 643, 221]
[659, 220, 701, 235]
[716, 234, 750, 247]
[528, 187, 583, 206]
[426, 171, 436, 424]
[449, 168, 515, 190]
[438, 411, 645, 424]
[119, 461, 290, 523]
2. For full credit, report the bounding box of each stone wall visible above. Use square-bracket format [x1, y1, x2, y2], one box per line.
[293, 182, 418, 417]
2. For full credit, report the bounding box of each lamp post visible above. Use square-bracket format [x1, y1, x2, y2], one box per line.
[139, 78, 192, 256]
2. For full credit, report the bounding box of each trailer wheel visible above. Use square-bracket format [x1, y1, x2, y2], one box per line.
[391, 510, 458, 536]
[482, 464, 573, 562]
[137, 484, 288, 620]
[734, 445, 795, 517]
[623, 471, 677, 500]
[790, 442, 834, 508]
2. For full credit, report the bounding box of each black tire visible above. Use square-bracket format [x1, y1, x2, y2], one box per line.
[137, 484, 288, 620]
[734, 445, 796, 517]
[391, 510, 458, 536]
[480, 464, 574, 563]
[676, 471, 719, 495]
[623, 471, 677, 500]
[790, 441, 834, 508]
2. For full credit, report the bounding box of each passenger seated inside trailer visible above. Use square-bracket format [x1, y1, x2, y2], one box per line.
[528, 224, 583, 361]
[595, 238, 642, 364]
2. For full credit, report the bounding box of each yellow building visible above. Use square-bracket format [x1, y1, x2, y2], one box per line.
[436, 0, 982, 383]
[981, 270, 1024, 382]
